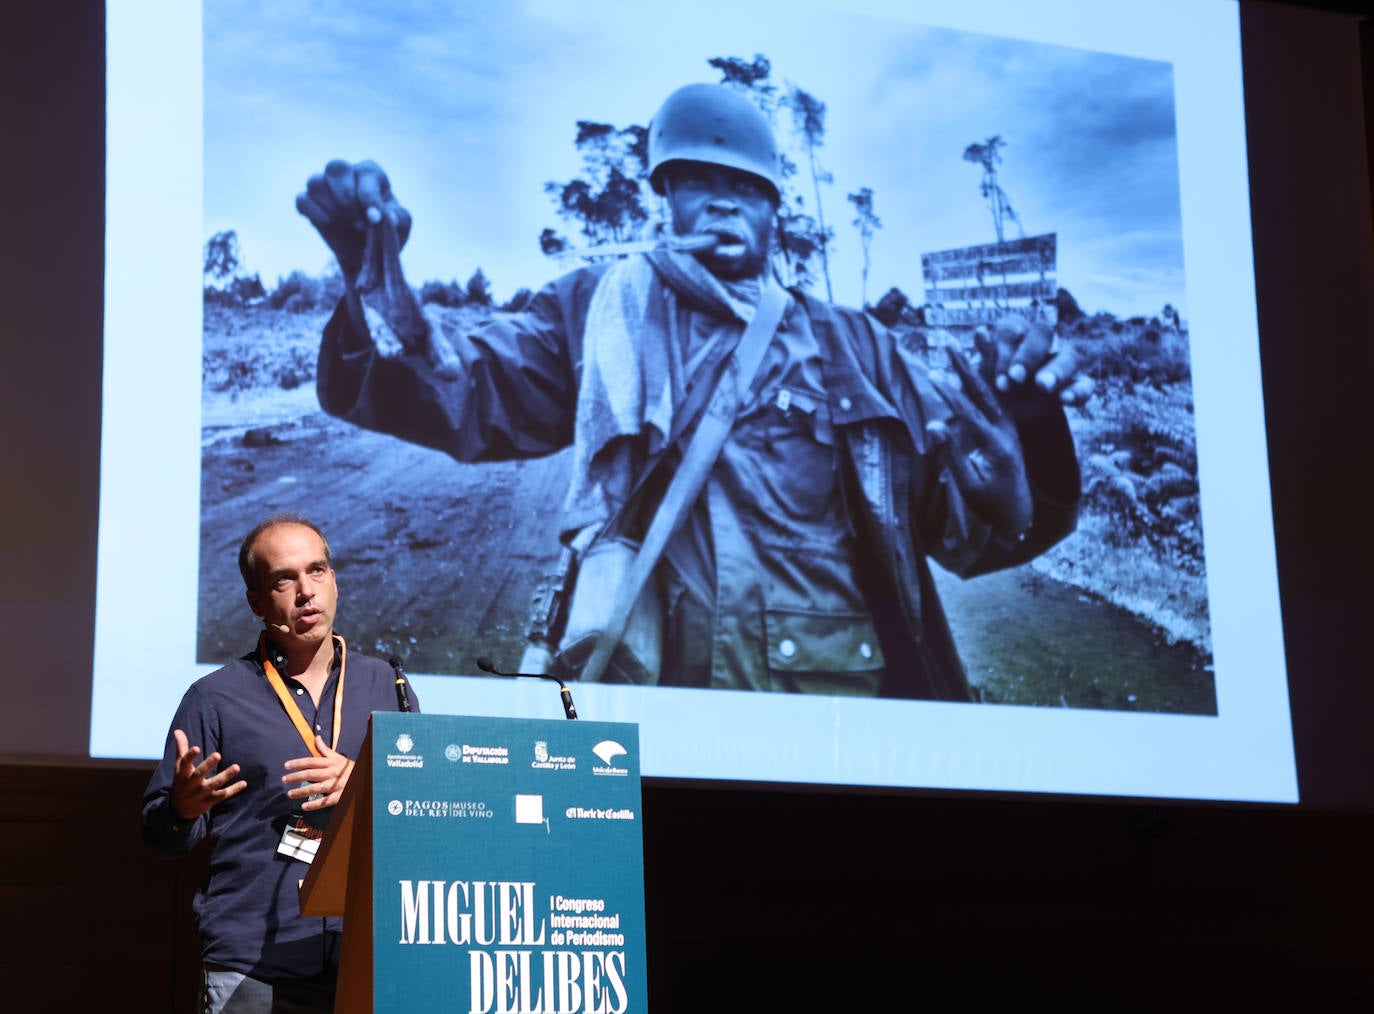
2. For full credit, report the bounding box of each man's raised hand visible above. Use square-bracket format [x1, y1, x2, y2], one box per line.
[168, 728, 247, 821]
[282, 736, 355, 812]
[978, 314, 1094, 414]
[296, 159, 412, 285]
[926, 346, 1035, 538]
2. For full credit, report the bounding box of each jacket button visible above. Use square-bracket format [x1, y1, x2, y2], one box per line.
[859, 642, 873, 660]
[779, 638, 797, 659]
[839, 396, 853, 412]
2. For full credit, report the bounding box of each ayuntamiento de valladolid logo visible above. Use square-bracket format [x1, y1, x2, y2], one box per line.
[386, 732, 422, 769]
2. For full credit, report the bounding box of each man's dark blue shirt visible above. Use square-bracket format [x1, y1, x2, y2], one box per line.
[142, 639, 417, 981]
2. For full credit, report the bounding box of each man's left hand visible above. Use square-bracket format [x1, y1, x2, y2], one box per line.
[927, 347, 1035, 538]
[282, 736, 355, 811]
[978, 314, 1093, 415]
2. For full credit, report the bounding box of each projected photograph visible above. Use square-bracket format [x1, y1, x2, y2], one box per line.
[194, 0, 1209, 714]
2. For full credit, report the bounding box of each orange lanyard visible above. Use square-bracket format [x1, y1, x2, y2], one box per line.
[258, 632, 347, 757]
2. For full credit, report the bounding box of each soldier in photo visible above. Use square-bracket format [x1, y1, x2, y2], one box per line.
[295, 83, 1087, 700]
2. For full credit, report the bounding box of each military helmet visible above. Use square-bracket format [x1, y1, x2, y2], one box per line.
[647, 83, 781, 201]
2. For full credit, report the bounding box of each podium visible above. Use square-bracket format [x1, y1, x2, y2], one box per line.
[301, 712, 648, 1013]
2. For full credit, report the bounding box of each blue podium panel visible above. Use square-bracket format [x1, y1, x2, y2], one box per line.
[369, 713, 647, 1014]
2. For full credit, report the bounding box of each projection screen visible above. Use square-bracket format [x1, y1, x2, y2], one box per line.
[94, 0, 1296, 802]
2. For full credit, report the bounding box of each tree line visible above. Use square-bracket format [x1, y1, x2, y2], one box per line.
[541, 53, 884, 305]
[205, 52, 889, 309]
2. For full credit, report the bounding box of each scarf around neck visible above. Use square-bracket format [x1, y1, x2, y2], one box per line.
[560, 249, 776, 538]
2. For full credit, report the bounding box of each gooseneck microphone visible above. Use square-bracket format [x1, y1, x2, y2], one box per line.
[476, 656, 578, 721]
[389, 655, 413, 713]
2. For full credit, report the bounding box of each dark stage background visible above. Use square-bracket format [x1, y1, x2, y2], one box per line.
[1, 0, 1372, 1008]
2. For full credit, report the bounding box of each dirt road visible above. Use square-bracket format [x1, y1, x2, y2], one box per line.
[198, 408, 1213, 715]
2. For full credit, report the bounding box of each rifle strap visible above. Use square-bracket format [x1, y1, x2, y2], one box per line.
[577, 280, 791, 685]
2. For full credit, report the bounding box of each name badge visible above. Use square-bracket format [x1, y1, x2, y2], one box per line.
[277, 804, 331, 863]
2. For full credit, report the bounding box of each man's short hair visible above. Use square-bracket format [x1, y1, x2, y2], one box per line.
[238, 512, 332, 589]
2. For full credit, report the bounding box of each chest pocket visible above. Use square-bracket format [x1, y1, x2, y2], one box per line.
[733, 385, 841, 525]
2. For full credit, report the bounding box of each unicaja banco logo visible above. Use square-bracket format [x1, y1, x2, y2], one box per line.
[592, 740, 626, 766]
[591, 740, 629, 776]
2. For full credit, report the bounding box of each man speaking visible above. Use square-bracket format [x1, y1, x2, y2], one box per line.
[142, 513, 418, 1011]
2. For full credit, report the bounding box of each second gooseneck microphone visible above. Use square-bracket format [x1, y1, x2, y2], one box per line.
[389, 655, 413, 713]
[476, 656, 578, 721]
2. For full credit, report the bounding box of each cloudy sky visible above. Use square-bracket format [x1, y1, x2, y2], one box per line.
[204, 0, 1189, 316]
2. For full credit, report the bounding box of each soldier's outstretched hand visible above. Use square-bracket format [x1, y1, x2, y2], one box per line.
[296, 160, 412, 285]
[927, 346, 1035, 539]
[976, 314, 1094, 417]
